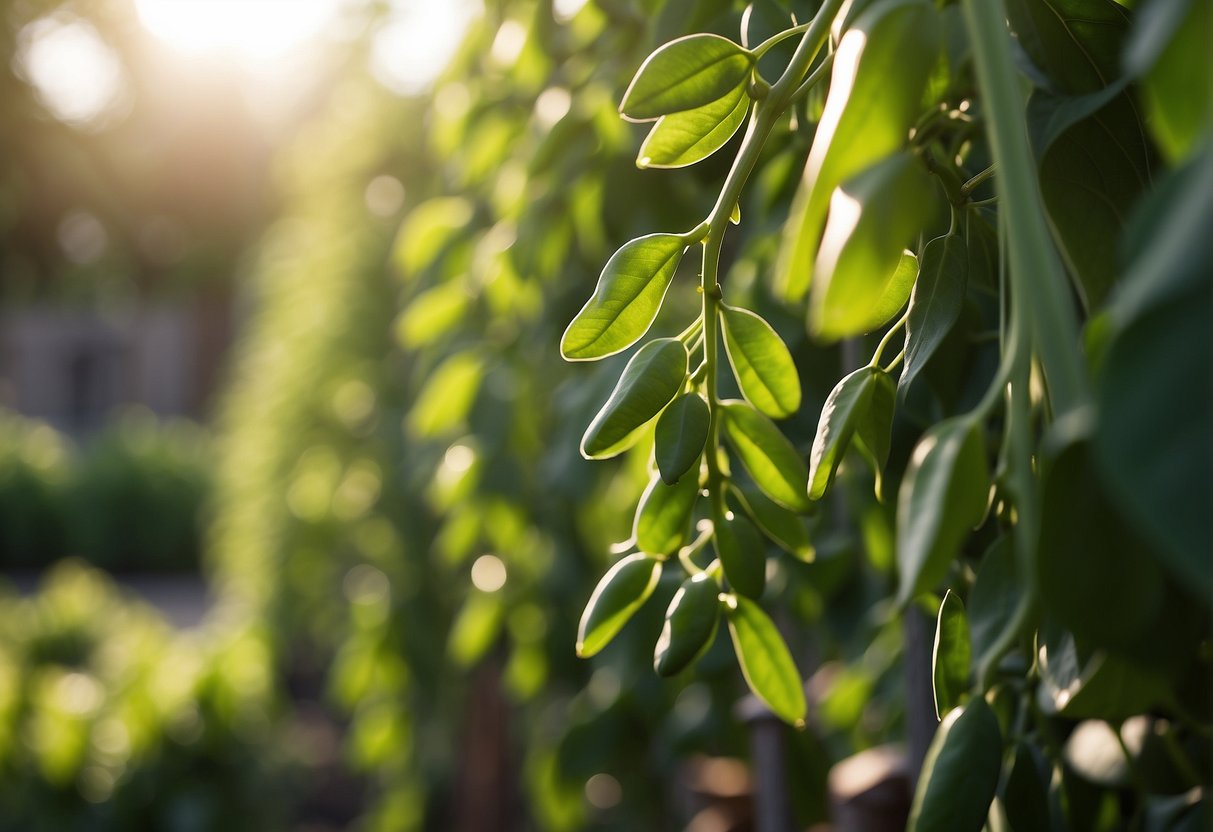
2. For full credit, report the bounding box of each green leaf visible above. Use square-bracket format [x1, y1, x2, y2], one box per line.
[1036, 625, 1172, 721]
[1004, 743, 1052, 832]
[393, 196, 474, 279]
[654, 572, 721, 676]
[968, 537, 1024, 675]
[730, 481, 814, 561]
[637, 83, 750, 169]
[634, 471, 700, 556]
[654, 393, 710, 484]
[713, 503, 766, 599]
[1004, 0, 1131, 94]
[580, 338, 687, 459]
[620, 34, 754, 122]
[901, 234, 967, 392]
[932, 589, 971, 719]
[908, 697, 1002, 832]
[896, 418, 989, 605]
[720, 400, 812, 513]
[809, 152, 933, 340]
[720, 303, 802, 418]
[562, 234, 688, 361]
[407, 352, 484, 439]
[576, 554, 663, 658]
[725, 595, 806, 725]
[807, 366, 877, 500]
[852, 368, 896, 500]
[1136, 0, 1212, 163]
[775, 0, 940, 300]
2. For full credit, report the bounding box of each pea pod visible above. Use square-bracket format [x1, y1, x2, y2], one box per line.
[576, 554, 663, 658]
[580, 338, 687, 459]
[654, 572, 721, 676]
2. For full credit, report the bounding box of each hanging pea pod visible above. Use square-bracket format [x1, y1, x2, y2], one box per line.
[654, 392, 710, 484]
[809, 152, 934, 341]
[634, 471, 701, 556]
[654, 571, 721, 676]
[561, 234, 688, 361]
[713, 502, 766, 599]
[576, 554, 663, 658]
[908, 697, 1002, 832]
[580, 338, 688, 459]
[719, 400, 812, 513]
[775, 0, 940, 300]
[719, 302, 802, 419]
[620, 34, 755, 121]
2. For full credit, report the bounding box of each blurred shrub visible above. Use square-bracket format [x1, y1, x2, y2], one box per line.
[0, 561, 283, 832]
[0, 409, 211, 573]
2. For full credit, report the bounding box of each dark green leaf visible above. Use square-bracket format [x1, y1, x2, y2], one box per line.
[713, 503, 766, 599]
[637, 83, 750, 169]
[654, 572, 721, 676]
[720, 400, 812, 513]
[852, 368, 896, 500]
[576, 554, 663, 657]
[775, 0, 940, 299]
[932, 589, 971, 719]
[654, 393, 710, 484]
[580, 338, 687, 459]
[901, 234, 967, 392]
[908, 697, 1002, 832]
[725, 595, 806, 725]
[1004, 743, 1052, 832]
[720, 302, 802, 418]
[896, 418, 989, 604]
[561, 234, 688, 360]
[1136, 0, 1212, 163]
[809, 153, 933, 340]
[1036, 626, 1172, 721]
[620, 34, 754, 122]
[808, 367, 877, 500]
[1004, 0, 1131, 94]
[968, 537, 1024, 674]
[634, 471, 700, 556]
[730, 481, 814, 561]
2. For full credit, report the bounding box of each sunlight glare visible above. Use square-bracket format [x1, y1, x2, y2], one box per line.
[16, 14, 127, 127]
[134, 0, 337, 63]
[371, 0, 481, 96]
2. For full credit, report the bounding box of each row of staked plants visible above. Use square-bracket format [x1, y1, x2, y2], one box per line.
[564, 0, 1211, 827]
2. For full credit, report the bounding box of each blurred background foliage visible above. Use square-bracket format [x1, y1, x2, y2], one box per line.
[0, 0, 1208, 829]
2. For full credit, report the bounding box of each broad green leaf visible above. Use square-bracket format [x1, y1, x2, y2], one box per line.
[634, 471, 700, 556]
[809, 152, 933, 340]
[852, 368, 896, 500]
[1004, 0, 1131, 94]
[730, 481, 814, 561]
[896, 418, 989, 605]
[720, 303, 801, 418]
[908, 698, 1002, 832]
[393, 196, 474, 278]
[968, 537, 1024, 674]
[807, 366, 877, 500]
[1036, 626, 1172, 721]
[775, 0, 940, 300]
[720, 400, 812, 513]
[932, 589, 971, 719]
[620, 34, 754, 122]
[637, 83, 750, 169]
[654, 393, 710, 484]
[1004, 744, 1052, 832]
[1137, 0, 1212, 163]
[580, 338, 687, 459]
[654, 572, 721, 676]
[1037, 440, 1167, 656]
[725, 595, 806, 725]
[713, 504, 766, 599]
[576, 554, 662, 657]
[407, 352, 484, 439]
[901, 234, 967, 392]
[561, 234, 688, 360]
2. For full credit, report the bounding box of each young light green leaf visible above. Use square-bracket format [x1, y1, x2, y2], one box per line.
[637, 83, 750, 169]
[713, 504, 766, 599]
[620, 34, 754, 122]
[852, 368, 897, 501]
[896, 418, 989, 605]
[580, 338, 687, 459]
[561, 234, 688, 361]
[932, 589, 972, 719]
[908, 697, 1002, 832]
[576, 554, 663, 658]
[654, 572, 721, 676]
[654, 393, 710, 484]
[726, 595, 806, 725]
[634, 471, 700, 556]
[720, 400, 812, 513]
[730, 481, 814, 561]
[775, 0, 940, 300]
[809, 152, 934, 341]
[808, 366, 877, 500]
[901, 233, 968, 392]
[720, 303, 801, 418]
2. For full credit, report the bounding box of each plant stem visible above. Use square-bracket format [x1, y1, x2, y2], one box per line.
[960, 164, 996, 196]
[869, 311, 909, 368]
[960, 0, 1089, 418]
